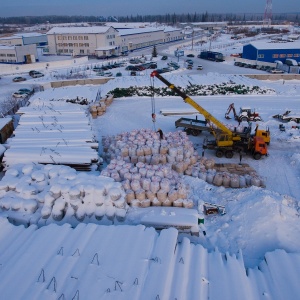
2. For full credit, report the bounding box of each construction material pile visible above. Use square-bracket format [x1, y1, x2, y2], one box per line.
[90, 94, 113, 118]
[0, 164, 128, 226]
[184, 158, 265, 188]
[101, 129, 197, 208]
[4, 99, 99, 171]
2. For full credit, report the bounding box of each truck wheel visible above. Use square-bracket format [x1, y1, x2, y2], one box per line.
[186, 128, 192, 135]
[216, 150, 223, 158]
[225, 151, 234, 158]
[253, 152, 261, 160]
[192, 129, 199, 136]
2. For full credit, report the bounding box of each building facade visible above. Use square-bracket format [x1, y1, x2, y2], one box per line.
[0, 44, 38, 64]
[46, 26, 118, 57]
[46, 26, 184, 57]
[0, 33, 47, 46]
[243, 42, 300, 64]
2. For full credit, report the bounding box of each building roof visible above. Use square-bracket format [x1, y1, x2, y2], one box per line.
[47, 26, 112, 35]
[116, 27, 164, 36]
[0, 44, 16, 50]
[248, 41, 300, 50]
[95, 46, 117, 51]
[0, 218, 300, 299]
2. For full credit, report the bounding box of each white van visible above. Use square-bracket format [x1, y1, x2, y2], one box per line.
[285, 58, 298, 66]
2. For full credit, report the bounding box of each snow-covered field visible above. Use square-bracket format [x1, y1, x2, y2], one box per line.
[0, 32, 300, 299]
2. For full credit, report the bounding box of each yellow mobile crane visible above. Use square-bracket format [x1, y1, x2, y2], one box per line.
[150, 70, 268, 160]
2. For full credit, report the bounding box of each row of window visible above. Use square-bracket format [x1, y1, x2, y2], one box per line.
[57, 36, 89, 41]
[57, 49, 87, 54]
[272, 53, 300, 58]
[0, 53, 16, 57]
[107, 34, 115, 39]
[57, 43, 90, 47]
[0, 59, 16, 62]
[258, 53, 300, 59]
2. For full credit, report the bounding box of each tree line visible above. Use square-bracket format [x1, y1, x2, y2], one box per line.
[0, 12, 299, 26]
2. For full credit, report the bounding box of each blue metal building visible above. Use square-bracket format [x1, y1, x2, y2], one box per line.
[242, 41, 300, 64]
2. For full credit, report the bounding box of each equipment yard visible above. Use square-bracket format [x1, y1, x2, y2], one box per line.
[0, 48, 300, 299]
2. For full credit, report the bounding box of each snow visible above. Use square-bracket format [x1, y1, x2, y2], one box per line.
[47, 26, 111, 34]
[0, 30, 300, 299]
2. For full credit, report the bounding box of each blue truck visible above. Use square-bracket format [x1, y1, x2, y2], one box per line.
[198, 51, 224, 62]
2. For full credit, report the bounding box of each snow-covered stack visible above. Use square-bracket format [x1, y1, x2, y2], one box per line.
[185, 157, 264, 188]
[101, 160, 193, 208]
[0, 164, 128, 225]
[102, 129, 198, 173]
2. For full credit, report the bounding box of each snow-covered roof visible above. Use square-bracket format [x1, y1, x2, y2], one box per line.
[0, 218, 299, 299]
[47, 26, 112, 35]
[15, 32, 47, 38]
[117, 28, 164, 36]
[163, 27, 182, 33]
[95, 46, 117, 51]
[0, 117, 12, 129]
[0, 44, 16, 50]
[248, 41, 300, 50]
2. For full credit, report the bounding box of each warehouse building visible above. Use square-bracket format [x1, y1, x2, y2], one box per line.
[242, 41, 300, 64]
[46, 26, 119, 57]
[0, 32, 47, 46]
[0, 44, 38, 64]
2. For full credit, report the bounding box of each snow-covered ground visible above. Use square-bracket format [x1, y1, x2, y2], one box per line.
[0, 32, 300, 299]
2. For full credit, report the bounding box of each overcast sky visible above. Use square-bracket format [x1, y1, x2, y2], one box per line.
[0, 0, 298, 18]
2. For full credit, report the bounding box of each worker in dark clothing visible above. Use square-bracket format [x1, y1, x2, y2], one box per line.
[157, 128, 164, 140]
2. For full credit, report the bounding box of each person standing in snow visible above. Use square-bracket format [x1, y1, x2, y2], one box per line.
[157, 128, 164, 140]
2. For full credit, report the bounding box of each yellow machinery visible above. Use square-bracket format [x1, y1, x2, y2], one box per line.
[150, 70, 269, 159]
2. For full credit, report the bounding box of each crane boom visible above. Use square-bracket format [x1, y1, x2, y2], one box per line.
[150, 71, 241, 144]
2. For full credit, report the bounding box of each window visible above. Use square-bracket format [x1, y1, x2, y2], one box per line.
[68, 43, 73, 47]
[74, 43, 78, 47]
[73, 36, 77, 40]
[0, 54, 6, 57]
[279, 54, 286, 58]
[294, 54, 300, 57]
[287, 54, 293, 58]
[84, 36, 88, 40]
[272, 54, 279, 58]
[84, 43, 89, 47]
[57, 36, 62, 40]
[80, 49, 84, 54]
[63, 36, 67, 40]
[7, 54, 16, 57]
[258, 54, 264, 58]
[64, 49, 68, 53]
[79, 43, 84, 47]
[68, 36, 72, 40]
[78, 36, 83, 40]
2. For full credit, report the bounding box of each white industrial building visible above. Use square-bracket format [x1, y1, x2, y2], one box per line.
[46, 26, 119, 57]
[46, 26, 184, 57]
[0, 44, 38, 63]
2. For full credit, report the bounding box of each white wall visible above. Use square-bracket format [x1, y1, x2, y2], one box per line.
[0, 56, 89, 75]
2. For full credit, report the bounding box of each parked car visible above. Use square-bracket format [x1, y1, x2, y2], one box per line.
[187, 64, 193, 70]
[187, 54, 195, 57]
[12, 92, 28, 98]
[197, 65, 203, 70]
[185, 59, 193, 65]
[13, 77, 26, 82]
[30, 71, 44, 78]
[161, 56, 168, 60]
[270, 69, 284, 74]
[18, 88, 34, 95]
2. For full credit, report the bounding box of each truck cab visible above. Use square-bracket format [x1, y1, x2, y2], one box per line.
[251, 136, 268, 160]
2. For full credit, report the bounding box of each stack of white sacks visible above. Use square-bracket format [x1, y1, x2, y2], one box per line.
[101, 129, 197, 208]
[0, 164, 128, 224]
